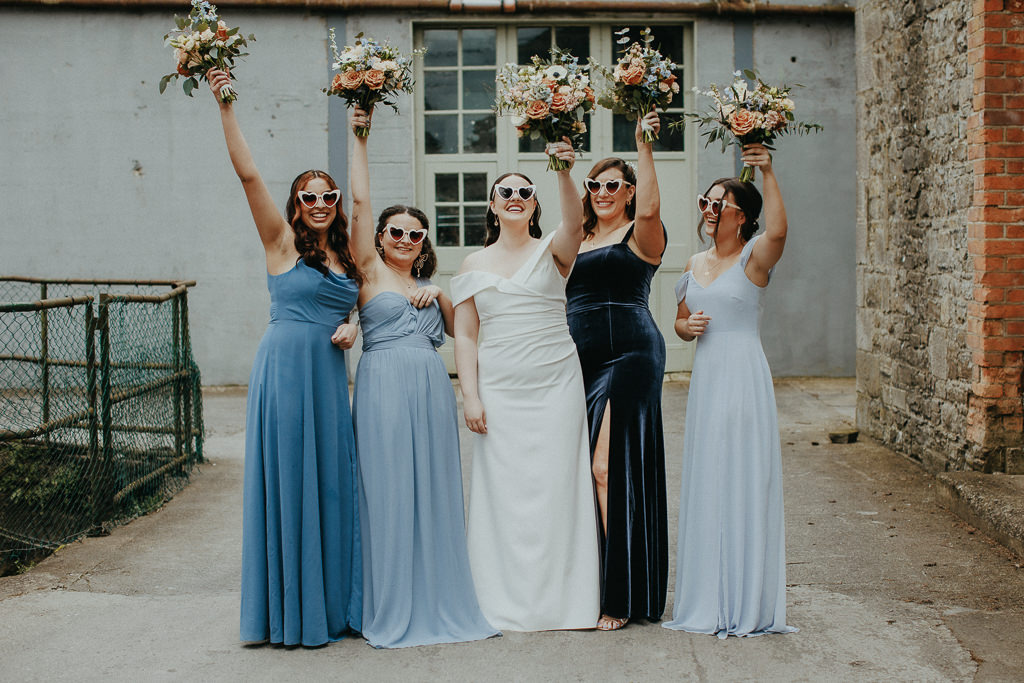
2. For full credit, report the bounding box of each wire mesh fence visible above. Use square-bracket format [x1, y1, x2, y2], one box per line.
[0, 278, 203, 575]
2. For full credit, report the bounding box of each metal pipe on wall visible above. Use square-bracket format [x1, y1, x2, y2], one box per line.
[1, 0, 856, 15]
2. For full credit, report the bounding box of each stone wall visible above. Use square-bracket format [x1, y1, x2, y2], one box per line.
[856, 0, 976, 471]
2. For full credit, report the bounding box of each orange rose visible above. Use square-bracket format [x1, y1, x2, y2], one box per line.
[525, 99, 550, 120]
[585, 87, 595, 104]
[363, 69, 386, 90]
[331, 74, 344, 92]
[729, 108, 757, 136]
[215, 21, 229, 41]
[621, 64, 645, 86]
[541, 77, 558, 91]
[549, 92, 569, 112]
[339, 69, 364, 90]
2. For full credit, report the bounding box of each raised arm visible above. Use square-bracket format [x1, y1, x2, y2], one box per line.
[633, 110, 666, 260]
[548, 139, 585, 276]
[348, 108, 378, 274]
[207, 69, 288, 258]
[744, 143, 787, 280]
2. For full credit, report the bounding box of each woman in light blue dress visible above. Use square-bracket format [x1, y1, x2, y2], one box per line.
[664, 144, 797, 638]
[344, 109, 498, 648]
[207, 70, 363, 647]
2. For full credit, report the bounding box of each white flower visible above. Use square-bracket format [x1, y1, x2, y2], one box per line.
[545, 65, 568, 80]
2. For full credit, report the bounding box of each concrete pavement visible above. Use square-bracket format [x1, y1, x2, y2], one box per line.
[1, 379, 1022, 681]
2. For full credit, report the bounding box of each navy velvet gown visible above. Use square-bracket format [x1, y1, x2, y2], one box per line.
[566, 224, 668, 622]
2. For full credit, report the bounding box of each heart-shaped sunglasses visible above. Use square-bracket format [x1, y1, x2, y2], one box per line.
[696, 194, 742, 217]
[584, 178, 632, 195]
[382, 224, 427, 245]
[297, 189, 341, 208]
[494, 184, 537, 201]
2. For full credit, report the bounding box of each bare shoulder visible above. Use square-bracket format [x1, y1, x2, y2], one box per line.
[683, 253, 695, 274]
[457, 247, 488, 274]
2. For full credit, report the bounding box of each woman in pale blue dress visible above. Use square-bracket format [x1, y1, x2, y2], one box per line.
[207, 70, 363, 647]
[343, 109, 498, 648]
[664, 144, 797, 638]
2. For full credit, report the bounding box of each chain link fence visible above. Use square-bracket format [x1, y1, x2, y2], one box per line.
[0, 278, 203, 574]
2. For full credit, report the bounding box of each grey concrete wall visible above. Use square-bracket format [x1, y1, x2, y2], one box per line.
[0, 9, 330, 385]
[855, 0, 974, 471]
[0, 7, 856, 383]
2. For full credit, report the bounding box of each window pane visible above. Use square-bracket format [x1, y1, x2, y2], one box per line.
[517, 26, 550, 64]
[424, 71, 457, 111]
[463, 28, 496, 66]
[555, 26, 589, 62]
[612, 114, 635, 153]
[425, 115, 458, 154]
[435, 173, 459, 203]
[519, 135, 547, 154]
[464, 173, 488, 202]
[463, 69, 496, 110]
[423, 29, 458, 67]
[653, 112, 686, 152]
[436, 206, 460, 246]
[463, 113, 496, 153]
[464, 208, 487, 247]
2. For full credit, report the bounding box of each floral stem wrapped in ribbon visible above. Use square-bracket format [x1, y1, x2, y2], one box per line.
[324, 29, 422, 137]
[495, 48, 596, 171]
[590, 27, 680, 143]
[678, 69, 822, 182]
[159, 0, 254, 103]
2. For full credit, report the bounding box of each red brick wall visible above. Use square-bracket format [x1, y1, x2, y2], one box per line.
[966, 0, 1024, 471]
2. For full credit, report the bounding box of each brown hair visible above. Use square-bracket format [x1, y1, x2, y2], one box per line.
[484, 172, 543, 247]
[581, 158, 637, 239]
[286, 170, 362, 285]
[697, 177, 762, 245]
[374, 205, 438, 279]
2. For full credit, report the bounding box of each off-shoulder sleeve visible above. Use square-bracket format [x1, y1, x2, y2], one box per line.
[450, 271, 495, 307]
[740, 233, 774, 284]
[674, 271, 689, 304]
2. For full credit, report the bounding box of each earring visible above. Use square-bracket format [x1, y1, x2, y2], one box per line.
[413, 254, 427, 276]
[376, 243, 385, 259]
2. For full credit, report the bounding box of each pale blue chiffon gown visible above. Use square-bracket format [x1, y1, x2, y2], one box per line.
[664, 235, 797, 638]
[353, 285, 498, 648]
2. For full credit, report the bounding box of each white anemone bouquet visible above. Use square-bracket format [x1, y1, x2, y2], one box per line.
[590, 27, 680, 143]
[680, 69, 822, 182]
[160, 0, 254, 103]
[324, 29, 422, 136]
[494, 48, 596, 171]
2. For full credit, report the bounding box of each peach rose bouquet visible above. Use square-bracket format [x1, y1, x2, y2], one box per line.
[324, 29, 422, 137]
[682, 69, 822, 182]
[590, 28, 680, 143]
[494, 48, 596, 171]
[160, 1, 254, 103]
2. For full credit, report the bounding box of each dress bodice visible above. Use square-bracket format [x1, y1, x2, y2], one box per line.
[268, 260, 358, 328]
[450, 234, 569, 345]
[674, 234, 771, 339]
[358, 284, 445, 352]
[566, 225, 659, 315]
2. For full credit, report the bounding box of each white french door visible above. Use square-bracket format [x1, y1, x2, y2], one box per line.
[413, 22, 697, 373]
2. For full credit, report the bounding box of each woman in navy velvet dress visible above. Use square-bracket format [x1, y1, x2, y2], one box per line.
[566, 111, 668, 630]
[207, 70, 363, 647]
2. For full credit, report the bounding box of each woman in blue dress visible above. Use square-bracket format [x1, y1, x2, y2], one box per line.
[664, 143, 797, 638]
[566, 111, 669, 631]
[345, 108, 498, 648]
[207, 70, 363, 647]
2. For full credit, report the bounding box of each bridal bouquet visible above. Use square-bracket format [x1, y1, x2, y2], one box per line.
[590, 27, 679, 143]
[159, 0, 255, 102]
[324, 29, 421, 136]
[682, 69, 822, 182]
[495, 48, 596, 171]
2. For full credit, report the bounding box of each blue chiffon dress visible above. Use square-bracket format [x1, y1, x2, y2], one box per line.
[240, 260, 362, 646]
[353, 286, 498, 648]
[663, 235, 796, 638]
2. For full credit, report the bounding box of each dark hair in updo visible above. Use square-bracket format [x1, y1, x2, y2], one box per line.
[484, 172, 542, 247]
[286, 170, 362, 285]
[581, 157, 637, 239]
[697, 177, 763, 244]
[374, 205, 437, 279]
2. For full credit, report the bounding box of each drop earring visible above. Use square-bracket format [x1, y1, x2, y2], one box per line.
[413, 254, 427, 276]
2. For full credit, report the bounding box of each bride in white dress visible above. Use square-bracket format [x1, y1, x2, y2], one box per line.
[450, 142, 600, 631]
